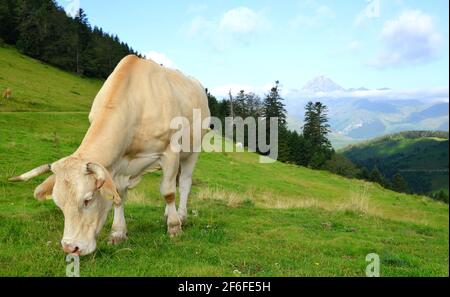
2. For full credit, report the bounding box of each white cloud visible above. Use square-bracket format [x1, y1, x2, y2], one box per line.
[144, 51, 175, 68]
[369, 10, 442, 68]
[285, 86, 449, 102]
[187, 16, 215, 38]
[290, 5, 335, 29]
[186, 7, 271, 50]
[219, 7, 270, 34]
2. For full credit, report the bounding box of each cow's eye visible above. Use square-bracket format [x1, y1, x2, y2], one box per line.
[83, 193, 94, 207]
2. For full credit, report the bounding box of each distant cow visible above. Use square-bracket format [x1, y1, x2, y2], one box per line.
[9, 55, 211, 256]
[2, 87, 11, 99]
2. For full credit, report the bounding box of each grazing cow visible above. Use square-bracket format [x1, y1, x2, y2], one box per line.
[3, 87, 11, 99]
[9, 55, 210, 256]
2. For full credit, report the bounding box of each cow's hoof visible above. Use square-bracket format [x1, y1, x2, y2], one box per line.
[108, 231, 128, 245]
[168, 224, 183, 237]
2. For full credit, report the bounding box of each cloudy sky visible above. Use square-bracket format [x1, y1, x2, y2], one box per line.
[57, 0, 449, 98]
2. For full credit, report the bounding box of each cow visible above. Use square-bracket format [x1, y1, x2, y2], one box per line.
[3, 87, 12, 99]
[9, 55, 210, 256]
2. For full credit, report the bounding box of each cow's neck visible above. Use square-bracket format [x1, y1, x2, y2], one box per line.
[74, 115, 131, 169]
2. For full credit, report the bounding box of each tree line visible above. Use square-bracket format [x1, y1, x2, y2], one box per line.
[207, 81, 334, 169]
[0, 0, 140, 78]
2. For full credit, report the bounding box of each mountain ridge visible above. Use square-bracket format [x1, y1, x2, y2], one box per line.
[341, 131, 449, 195]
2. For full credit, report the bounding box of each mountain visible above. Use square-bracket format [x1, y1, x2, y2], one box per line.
[285, 77, 449, 148]
[301, 75, 344, 92]
[354, 99, 399, 113]
[407, 102, 450, 123]
[341, 131, 449, 194]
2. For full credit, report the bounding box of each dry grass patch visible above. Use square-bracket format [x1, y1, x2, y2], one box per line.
[338, 183, 371, 214]
[192, 184, 383, 217]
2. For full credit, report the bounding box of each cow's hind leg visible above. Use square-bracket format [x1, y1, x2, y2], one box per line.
[108, 189, 128, 245]
[160, 151, 182, 237]
[178, 152, 199, 223]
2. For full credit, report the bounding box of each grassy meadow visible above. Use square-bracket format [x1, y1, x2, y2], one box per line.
[0, 46, 449, 276]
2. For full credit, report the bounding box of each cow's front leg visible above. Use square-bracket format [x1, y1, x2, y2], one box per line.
[160, 151, 182, 237]
[108, 190, 128, 245]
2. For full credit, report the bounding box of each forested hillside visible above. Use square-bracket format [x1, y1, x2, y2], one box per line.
[0, 0, 140, 78]
[342, 131, 449, 199]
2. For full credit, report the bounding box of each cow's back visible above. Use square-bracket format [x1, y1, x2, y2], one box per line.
[87, 55, 210, 157]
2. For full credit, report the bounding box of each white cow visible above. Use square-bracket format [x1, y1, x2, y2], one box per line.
[9, 55, 210, 256]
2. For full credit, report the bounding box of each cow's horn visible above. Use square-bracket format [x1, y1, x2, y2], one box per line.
[8, 164, 51, 182]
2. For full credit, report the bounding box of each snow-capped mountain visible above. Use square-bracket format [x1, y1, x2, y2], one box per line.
[285, 76, 449, 148]
[301, 75, 344, 92]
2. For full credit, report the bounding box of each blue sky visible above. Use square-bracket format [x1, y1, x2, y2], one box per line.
[57, 0, 449, 97]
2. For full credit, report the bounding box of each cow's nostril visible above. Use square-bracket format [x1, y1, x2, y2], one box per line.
[62, 243, 80, 254]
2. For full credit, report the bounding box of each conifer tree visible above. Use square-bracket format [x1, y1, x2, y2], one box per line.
[302, 101, 333, 168]
[391, 173, 409, 193]
[369, 166, 384, 185]
[262, 81, 288, 160]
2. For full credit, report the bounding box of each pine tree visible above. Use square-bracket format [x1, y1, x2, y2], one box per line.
[369, 167, 384, 185]
[0, 0, 19, 44]
[358, 167, 370, 180]
[302, 101, 333, 168]
[234, 90, 247, 118]
[206, 89, 219, 118]
[244, 92, 263, 119]
[436, 190, 449, 204]
[74, 8, 91, 75]
[16, 0, 44, 58]
[262, 81, 288, 160]
[391, 173, 409, 193]
[263, 81, 287, 128]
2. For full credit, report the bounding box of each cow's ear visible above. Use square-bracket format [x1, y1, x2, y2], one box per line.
[86, 162, 121, 206]
[99, 177, 121, 206]
[34, 175, 55, 201]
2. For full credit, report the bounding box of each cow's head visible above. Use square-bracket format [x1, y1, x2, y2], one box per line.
[9, 157, 121, 256]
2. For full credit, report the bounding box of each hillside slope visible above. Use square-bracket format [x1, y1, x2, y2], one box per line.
[0, 47, 448, 276]
[0, 45, 102, 111]
[341, 131, 449, 194]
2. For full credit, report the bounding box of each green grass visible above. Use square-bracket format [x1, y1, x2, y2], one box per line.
[0, 45, 102, 111]
[0, 46, 448, 276]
